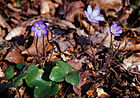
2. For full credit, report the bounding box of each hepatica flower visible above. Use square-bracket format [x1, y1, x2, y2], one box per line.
[84, 5, 104, 23]
[110, 23, 122, 36]
[31, 19, 47, 38]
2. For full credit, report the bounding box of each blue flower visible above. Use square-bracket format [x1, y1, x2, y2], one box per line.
[84, 5, 104, 23]
[31, 19, 47, 38]
[110, 23, 122, 36]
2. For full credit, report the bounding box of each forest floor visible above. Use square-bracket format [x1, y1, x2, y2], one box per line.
[0, 0, 140, 98]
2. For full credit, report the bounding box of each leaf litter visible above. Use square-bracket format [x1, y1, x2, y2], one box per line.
[0, 0, 140, 97]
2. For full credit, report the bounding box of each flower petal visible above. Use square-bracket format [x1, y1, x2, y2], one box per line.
[94, 16, 104, 21]
[84, 11, 90, 19]
[31, 26, 36, 32]
[42, 29, 47, 35]
[87, 5, 92, 14]
[92, 8, 100, 16]
[111, 23, 117, 30]
[37, 32, 42, 38]
[34, 21, 39, 27]
[116, 30, 122, 34]
[91, 19, 99, 23]
[34, 32, 38, 38]
[114, 26, 121, 32]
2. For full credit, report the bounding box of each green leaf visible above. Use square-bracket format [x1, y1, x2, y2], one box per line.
[12, 79, 23, 87]
[25, 64, 52, 88]
[131, 5, 137, 9]
[34, 84, 59, 98]
[16, 62, 26, 70]
[5, 66, 14, 80]
[49, 60, 71, 82]
[56, 60, 71, 73]
[0, 43, 7, 50]
[13, 73, 28, 82]
[49, 66, 65, 82]
[65, 69, 80, 85]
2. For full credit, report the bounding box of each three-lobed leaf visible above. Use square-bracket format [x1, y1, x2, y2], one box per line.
[34, 84, 59, 98]
[65, 69, 80, 85]
[49, 60, 71, 82]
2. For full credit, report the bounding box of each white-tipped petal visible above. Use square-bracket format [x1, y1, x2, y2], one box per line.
[87, 5, 92, 14]
[92, 8, 100, 16]
[94, 16, 104, 21]
[111, 23, 117, 30]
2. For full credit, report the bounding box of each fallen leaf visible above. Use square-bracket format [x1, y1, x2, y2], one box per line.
[123, 53, 140, 72]
[80, 20, 95, 35]
[5, 49, 24, 64]
[114, 40, 140, 51]
[86, 87, 97, 97]
[65, 1, 85, 22]
[91, 0, 122, 10]
[96, 88, 109, 98]
[67, 60, 82, 70]
[73, 71, 93, 96]
[40, 0, 58, 17]
[22, 35, 48, 56]
[55, 20, 76, 29]
[57, 1, 85, 22]
[0, 67, 5, 78]
[5, 26, 25, 40]
[22, 29, 52, 56]
[0, 14, 12, 32]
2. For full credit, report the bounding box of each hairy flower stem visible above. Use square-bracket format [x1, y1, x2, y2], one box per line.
[36, 38, 41, 67]
[110, 34, 113, 58]
[43, 35, 46, 63]
[88, 26, 96, 70]
[110, 42, 121, 62]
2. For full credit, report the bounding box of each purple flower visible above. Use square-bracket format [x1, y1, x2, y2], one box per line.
[31, 19, 47, 38]
[84, 5, 104, 23]
[110, 23, 122, 36]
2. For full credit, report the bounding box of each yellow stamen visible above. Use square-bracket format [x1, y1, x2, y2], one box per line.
[37, 26, 41, 29]
[90, 15, 94, 19]
[111, 30, 114, 33]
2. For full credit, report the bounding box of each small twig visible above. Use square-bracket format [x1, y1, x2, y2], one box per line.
[64, 85, 70, 97]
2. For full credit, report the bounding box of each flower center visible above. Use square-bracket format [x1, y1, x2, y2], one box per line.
[111, 30, 114, 33]
[90, 15, 94, 19]
[37, 26, 41, 29]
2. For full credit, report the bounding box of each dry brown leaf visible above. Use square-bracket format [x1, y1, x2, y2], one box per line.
[55, 20, 76, 29]
[114, 40, 140, 51]
[73, 71, 93, 96]
[0, 14, 12, 32]
[5, 49, 24, 64]
[22, 35, 48, 56]
[86, 87, 97, 97]
[123, 53, 140, 72]
[40, 0, 58, 17]
[67, 60, 82, 70]
[0, 67, 5, 78]
[80, 20, 95, 35]
[91, 0, 122, 10]
[45, 42, 53, 52]
[65, 1, 85, 22]
[5, 26, 25, 40]
[136, 86, 140, 93]
[96, 88, 109, 98]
